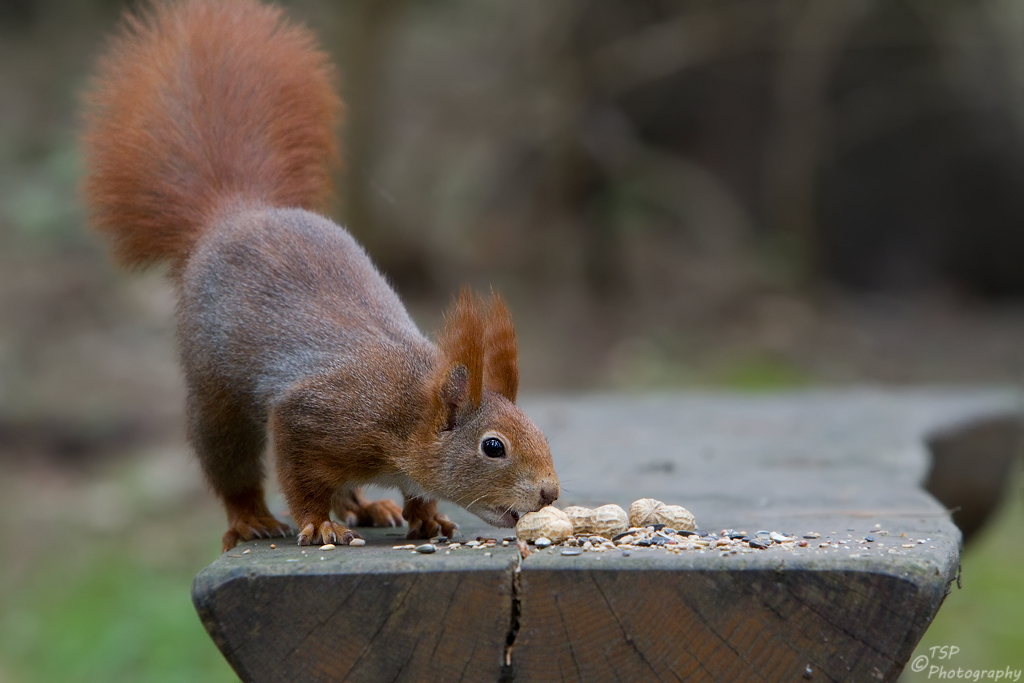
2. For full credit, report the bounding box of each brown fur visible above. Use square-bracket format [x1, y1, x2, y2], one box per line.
[431, 287, 487, 434]
[82, 0, 341, 275]
[82, 0, 558, 552]
[484, 293, 519, 402]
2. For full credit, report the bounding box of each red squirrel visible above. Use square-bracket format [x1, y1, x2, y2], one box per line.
[81, 0, 559, 552]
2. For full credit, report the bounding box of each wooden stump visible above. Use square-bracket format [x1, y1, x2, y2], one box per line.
[193, 390, 1016, 682]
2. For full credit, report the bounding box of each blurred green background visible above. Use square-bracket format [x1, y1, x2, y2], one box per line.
[1, 0, 1023, 681]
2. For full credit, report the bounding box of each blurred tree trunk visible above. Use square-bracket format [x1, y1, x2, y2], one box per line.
[761, 0, 874, 285]
[334, 0, 435, 293]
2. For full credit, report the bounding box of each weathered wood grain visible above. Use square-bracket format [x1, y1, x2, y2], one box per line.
[513, 548, 951, 682]
[192, 390, 1017, 683]
[194, 540, 515, 683]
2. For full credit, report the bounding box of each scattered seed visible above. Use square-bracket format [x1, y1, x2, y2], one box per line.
[350, 538, 366, 547]
[242, 549, 251, 555]
[415, 544, 437, 554]
[516, 518, 912, 560]
[270, 544, 276, 549]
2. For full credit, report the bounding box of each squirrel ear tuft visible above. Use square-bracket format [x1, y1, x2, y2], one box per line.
[484, 292, 519, 403]
[437, 363, 469, 431]
[436, 287, 484, 410]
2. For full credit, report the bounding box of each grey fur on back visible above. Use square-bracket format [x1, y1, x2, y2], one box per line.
[177, 208, 436, 420]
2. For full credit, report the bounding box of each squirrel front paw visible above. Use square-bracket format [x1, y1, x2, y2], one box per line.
[296, 520, 362, 546]
[403, 498, 458, 539]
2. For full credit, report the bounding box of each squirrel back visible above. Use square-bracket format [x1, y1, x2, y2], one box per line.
[82, 0, 341, 276]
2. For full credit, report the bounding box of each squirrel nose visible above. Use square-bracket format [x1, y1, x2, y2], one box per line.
[539, 484, 559, 507]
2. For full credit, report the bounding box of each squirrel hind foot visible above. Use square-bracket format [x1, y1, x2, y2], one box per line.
[406, 514, 457, 541]
[221, 515, 291, 553]
[297, 520, 361, 546]
[332, 497, 404, 529]
[403, 498, 458, 540]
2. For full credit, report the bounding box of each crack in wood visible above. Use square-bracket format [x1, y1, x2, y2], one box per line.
[499, 552, 523, 682]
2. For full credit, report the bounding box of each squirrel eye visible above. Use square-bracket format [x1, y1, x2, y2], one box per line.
[481, 437, 506, 458]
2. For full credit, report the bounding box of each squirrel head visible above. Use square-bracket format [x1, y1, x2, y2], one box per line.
[421, 289, 559, 528]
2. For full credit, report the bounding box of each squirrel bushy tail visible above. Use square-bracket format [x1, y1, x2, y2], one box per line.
[82, 0, 341, 274]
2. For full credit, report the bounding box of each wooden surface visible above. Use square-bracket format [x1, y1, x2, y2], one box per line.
[192, 389, 1018, 683]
